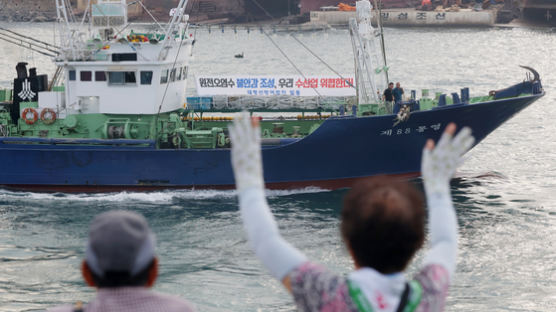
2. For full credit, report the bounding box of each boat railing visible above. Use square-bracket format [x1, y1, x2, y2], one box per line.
[492, 80, 543, 100]
[0, 137, 155, 148]
[186, 95, 357, 112]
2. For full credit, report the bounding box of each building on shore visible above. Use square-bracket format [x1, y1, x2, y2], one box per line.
[299, 0, 418, 14]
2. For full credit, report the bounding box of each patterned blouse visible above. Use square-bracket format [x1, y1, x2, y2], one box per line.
[47, 287, 196, 312]
[289, 262, 450, 312]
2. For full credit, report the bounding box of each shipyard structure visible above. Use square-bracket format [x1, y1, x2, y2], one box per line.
[0, 0, 418, 23]
[520, 0, 556, 25]
[75, 0, 301, 23]
[0, 0, 554, 25]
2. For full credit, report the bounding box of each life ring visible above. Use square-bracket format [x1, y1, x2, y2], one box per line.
[21, 108, 38, 125]
[40, 108, 57, 125]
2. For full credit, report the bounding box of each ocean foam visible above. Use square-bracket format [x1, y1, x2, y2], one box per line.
[0, 187, 329, 204]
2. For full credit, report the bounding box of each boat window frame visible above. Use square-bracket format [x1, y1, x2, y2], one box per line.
[160, 69, 169, 84]
[108, 71, 137, 86]
[69, 70, 76, 81]
[125, 71, 136, 84]
[80, 71, 93, 82]
[95, 71, 107, 82]
[170, 68, 177, 82]
[140, 71, 153, 85]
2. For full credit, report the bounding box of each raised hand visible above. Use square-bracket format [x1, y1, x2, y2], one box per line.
[228, 111, 264, 192]
[421, 123, 475, 194]
[229, 113, 307, 283]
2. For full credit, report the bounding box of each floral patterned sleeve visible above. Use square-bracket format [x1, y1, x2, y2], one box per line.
[289, 262, 359, 312]
[414, 264, 451, 312]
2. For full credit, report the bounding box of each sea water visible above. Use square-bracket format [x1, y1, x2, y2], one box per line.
[0, 24, 555, 311]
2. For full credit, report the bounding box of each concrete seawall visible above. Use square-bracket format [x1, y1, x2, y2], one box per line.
[310, 9, 497, 27]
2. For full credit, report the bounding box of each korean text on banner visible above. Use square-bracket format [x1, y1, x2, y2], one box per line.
[196, 75, 356, 97]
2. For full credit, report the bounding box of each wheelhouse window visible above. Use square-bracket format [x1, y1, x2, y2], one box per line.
[177, 68, 182, 81]
[80, 71, 92, 81]
[95, 71, 107, 81]
[69, 70, 76, 81]
[170, 68, 177, 82]
[182, 66, 188, 79]
[112, 53, 137, 62]
[141, 71, 153, 85]
[125, 72, 136, 83]
[160, 69, 169, 84]
[108, 71, 136, 85]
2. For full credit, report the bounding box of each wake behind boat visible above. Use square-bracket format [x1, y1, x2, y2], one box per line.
[0, 0, 544, 192]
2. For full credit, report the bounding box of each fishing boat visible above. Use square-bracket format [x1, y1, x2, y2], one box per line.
[0, 0, 544, 192]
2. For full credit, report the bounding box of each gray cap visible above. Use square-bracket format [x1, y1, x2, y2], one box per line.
[85, 210, 156, 277]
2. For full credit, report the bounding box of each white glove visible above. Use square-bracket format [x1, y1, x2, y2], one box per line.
[229, 113, 307, 280]
[421, 123, 475, 278]
[228, 111, 264, 192]
[421, 123, 475, 194]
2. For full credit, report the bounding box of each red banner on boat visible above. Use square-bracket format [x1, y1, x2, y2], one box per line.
[195, 75, 356, 96]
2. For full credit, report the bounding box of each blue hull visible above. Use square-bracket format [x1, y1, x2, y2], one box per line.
[0, 94, 543, 192]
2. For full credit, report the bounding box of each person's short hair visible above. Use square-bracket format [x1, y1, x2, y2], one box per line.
[389, 82, 394, 86]
[85, 210, 156, 288]
[341, 176, 425, 274]
[90, 259, 155, 288]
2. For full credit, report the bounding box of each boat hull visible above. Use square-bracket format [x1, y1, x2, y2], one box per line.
[0, 94, 543, 192]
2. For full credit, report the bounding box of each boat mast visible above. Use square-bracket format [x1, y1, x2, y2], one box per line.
[158, 0, 190, 61]
[373, 0, 389, 84]
[55, 0, 76, 61]
[349, 0, 388, 105]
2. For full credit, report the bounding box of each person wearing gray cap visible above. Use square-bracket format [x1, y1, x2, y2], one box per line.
[48, 210, 196, 312]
